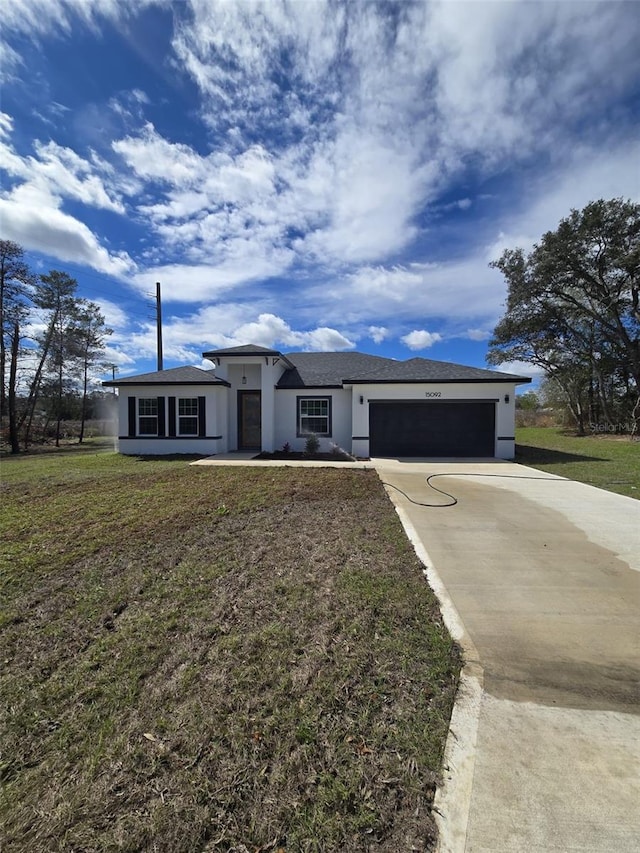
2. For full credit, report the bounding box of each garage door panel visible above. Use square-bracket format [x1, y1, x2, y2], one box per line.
[369, 401, 495, 457]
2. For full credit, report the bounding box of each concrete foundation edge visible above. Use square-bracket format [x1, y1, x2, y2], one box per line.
[391, 502, 484, 853]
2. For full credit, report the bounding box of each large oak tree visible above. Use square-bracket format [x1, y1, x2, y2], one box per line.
[488, 198, 639, 431]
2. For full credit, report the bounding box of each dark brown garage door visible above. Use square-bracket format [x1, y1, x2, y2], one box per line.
[369, 400, 496, 457]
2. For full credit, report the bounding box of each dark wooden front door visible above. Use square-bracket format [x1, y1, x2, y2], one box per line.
[238, 391, 261, 450]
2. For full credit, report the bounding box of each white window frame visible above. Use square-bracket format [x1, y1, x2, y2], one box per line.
[178, 397, 199, 436]
[138, 398, 158, 435]
[297, 396, 332, 437]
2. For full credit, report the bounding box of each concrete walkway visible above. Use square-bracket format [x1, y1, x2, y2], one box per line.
[372, 458, 640, 853]
[191, 452, 374, 469]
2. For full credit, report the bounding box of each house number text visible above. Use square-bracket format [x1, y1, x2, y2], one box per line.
[425, 391, 442, 398]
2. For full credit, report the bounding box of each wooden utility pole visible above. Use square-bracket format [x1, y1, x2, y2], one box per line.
[156, 281, 163, 371]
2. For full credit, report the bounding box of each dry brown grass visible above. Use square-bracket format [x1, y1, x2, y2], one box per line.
[0, 450, 460, 852]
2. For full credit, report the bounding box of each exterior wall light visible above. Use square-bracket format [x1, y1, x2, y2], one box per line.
[504, 393, 510, 404]
[359, 395, 364, 404]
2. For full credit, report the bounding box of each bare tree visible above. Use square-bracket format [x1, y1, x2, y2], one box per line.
[22, 271, 78, 448]
[68, 300, 112, 443]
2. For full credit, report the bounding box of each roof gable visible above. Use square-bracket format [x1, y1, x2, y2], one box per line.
[203, 344, 282, 356]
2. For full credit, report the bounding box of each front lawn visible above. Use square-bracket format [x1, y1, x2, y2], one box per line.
[0, 450, 460, 852]
[515, 427, 639, 498]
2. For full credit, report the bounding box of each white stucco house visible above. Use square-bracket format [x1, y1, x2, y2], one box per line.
[103, 344, 531, 459]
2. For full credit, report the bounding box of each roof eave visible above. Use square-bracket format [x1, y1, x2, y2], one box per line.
[276, 383, 344, 390]
[346, 376, 532, 385]
[102, 379, 231, 388]
[203, 349, 295, 369]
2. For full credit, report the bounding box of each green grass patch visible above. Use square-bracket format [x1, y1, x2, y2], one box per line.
[516, 427, 639, 498]
[0, 450, 460, 851]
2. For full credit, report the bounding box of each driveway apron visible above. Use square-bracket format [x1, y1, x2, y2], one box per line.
[373, 458, 640, 853]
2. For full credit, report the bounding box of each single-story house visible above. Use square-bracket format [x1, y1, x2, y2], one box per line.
[103, 344, 531, 459]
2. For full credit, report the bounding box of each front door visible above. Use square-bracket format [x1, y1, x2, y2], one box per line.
[238, 391, 261, 450]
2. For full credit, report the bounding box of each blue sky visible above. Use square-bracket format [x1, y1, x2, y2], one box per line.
[2, 0, 639, 384]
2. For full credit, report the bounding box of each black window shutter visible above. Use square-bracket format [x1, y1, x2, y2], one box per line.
[198, 396, 206, 437]
[168, 397, 176, 437]
[128, 397, 136, 437]
[157, 396, 166, 437]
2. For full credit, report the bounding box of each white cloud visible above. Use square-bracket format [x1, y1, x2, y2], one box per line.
[132, 251, 292, 303]
[114, 124, 298, 293]
[2, 0, 638, 363]
[313, 259, 505, 327]
[466, 328, 491, 342]
[293, 131, 428, 264]
[108, 304, 355, 367]
[485, 139, 640, 262]
[0, 41, 22, 83]
[171, 0, 345, 113]
[0, 184, 134, 276]
[102, 346, 136, 368]
[401, 330, 443, 351]
[368, 326, 388, 344]
[28, 140, 124, 212]
[113, 123, 207, 186]
[426, 0, 639, 167]
[2, 0, 160, 38]
[94, 298, 129, 330]
[130, 89, 149, 104]
[304, 327, 354, 352]
[233, 313, 304, 349]
[81, 127, 640, 348]
[496, 360, 545, 379]
[169, 0, 640, 274]
[0, 118, 134, 275]
[0, 112, 13, 139]
[302, 136, 639, 333]
[207, 311, 354, 353]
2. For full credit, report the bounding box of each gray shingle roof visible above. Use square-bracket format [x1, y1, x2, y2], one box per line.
[276, 352, 395, 387]
[103, 366, 230, 387]
[345, 357, 530, 383]
[277, 352, 530, 387]
[103, 351, 530, 389]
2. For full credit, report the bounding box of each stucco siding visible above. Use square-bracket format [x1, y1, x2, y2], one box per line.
[113, 374, 519, 458]
[116, 384, 228, 455]
[274, 388, 352, 452]
[351, 381, 518, 459]
[116, 437, 225, 455]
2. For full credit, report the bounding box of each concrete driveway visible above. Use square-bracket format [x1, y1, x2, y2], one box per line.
[373, 458, 640, 853]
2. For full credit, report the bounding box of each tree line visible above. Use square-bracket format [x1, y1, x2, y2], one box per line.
[488, 198, 639, 435]
[1, 240, 112, 454]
